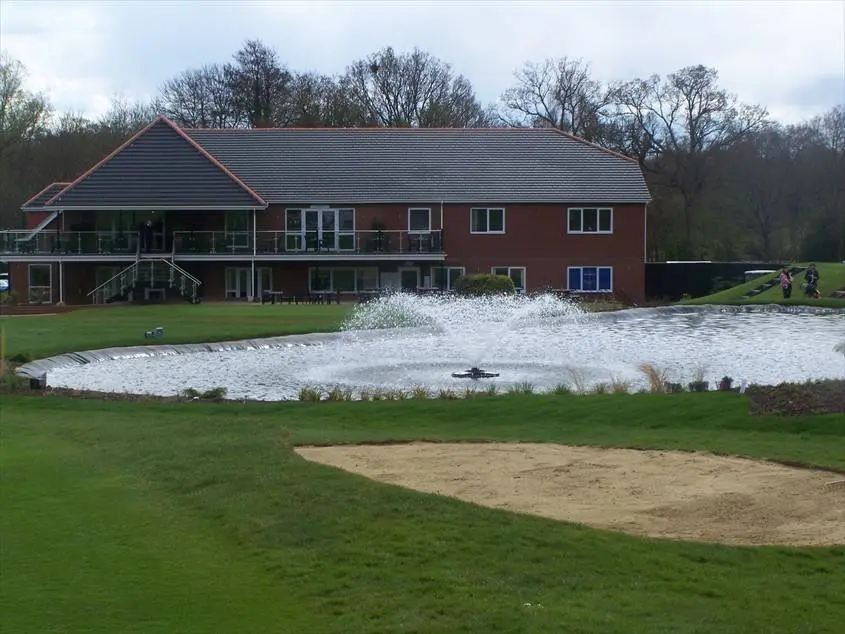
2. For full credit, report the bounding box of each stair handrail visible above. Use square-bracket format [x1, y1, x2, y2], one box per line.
[87, 261, 140, 297]
[157, 258, 202, 286]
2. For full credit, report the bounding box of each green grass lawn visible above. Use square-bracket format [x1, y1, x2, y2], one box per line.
[0, 303, 353, 360]
[681, 262, 845, 307]
[2, 393, 844, 634]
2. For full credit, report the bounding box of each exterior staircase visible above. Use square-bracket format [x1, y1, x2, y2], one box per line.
[88, 259, 202, 304]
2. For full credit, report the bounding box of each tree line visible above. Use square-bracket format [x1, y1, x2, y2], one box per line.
[1, 41, 842, 261]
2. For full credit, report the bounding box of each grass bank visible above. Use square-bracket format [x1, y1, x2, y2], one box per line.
[0, 303, 352, 361]
[2, 393, 844, 633]
[0, 297, 630, 363]
[680, 262, 845, 307]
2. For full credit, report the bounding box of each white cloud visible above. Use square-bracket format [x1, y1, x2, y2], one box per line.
[1, 0, 843, 124]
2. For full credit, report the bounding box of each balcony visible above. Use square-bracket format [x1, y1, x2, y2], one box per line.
[0, 231, 139, 257]
[0, 229, 445, 260]
[172, 230, 445, 257]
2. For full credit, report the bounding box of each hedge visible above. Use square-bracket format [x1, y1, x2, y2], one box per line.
[453, 273, 516, 296]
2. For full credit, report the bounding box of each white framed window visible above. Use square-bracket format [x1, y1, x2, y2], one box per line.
[309, 267, 379, 293]
[567, 266, 613, 292]
[28, 263, 52, 304]
[568, 208, 613, 234]
[471, 207, 505, 234]
[491, 266, 526, 292]
[431, 266, 465, 290]
[225, 211, 251, 249]
[408, 208, 431, 233]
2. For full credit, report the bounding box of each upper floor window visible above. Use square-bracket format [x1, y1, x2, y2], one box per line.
[568, 208, 613, 234]
[408, 208, 431, 233]
[471, 207, 505, 234]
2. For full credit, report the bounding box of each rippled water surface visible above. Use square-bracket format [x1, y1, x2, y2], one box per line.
[41, 295, 845, 400]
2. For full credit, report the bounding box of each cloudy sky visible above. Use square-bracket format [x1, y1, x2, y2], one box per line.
[1, 0, 843, 125]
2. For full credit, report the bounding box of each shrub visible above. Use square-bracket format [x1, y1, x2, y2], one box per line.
[746, 379, 845, 416]
[326, 386, 354, 401]
[0, 370, 34, 393]
[609, 376, 631, 394]
[410, 386, 429, 400]
[180, 386, 228, 401]
[507, 382, 534, 395]
[453, 273, 516, 296]
[638, 363, 670, 393]
[298, 386, 322, 402]
[180, 387, 201, 399]
[200, 387, 227, 401]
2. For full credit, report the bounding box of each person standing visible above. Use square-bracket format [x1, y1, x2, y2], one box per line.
[779, 266, 793, 299]
[804, 263, 821, 299]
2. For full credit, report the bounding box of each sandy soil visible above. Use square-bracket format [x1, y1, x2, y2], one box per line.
[295, 443, 845, 546]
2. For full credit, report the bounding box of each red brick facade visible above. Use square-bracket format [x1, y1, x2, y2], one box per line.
[6, 201, 646, 304]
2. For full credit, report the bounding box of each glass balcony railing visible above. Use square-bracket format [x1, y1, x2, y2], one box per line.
[172, 230, 444, 255]
[0, 231, 139, 255]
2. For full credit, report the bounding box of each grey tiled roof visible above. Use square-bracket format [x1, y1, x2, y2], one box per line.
[21, 183, 70, 211]
[185, 127, 651, 204]
[45, 119, 266, 210]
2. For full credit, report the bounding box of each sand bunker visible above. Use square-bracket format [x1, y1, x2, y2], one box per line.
[295, 443, 845, 546]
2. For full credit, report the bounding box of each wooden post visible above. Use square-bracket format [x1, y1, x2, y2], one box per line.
[1, 324, 5, 376]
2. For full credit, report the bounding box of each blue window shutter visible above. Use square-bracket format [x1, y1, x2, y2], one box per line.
[598, 267, 612, 291]
[568, 268, 581, 290]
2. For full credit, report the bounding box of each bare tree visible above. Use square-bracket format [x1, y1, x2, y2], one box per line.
[275, 72, 369, 127]
[612, 65, 769, 255]
[720, 128, 790, 260]
[499, 57, 611, 141]
[96, 94, 161, 136]
[224, 39, 292, 128]
[795, 105, 845, 259]
[0, 52, 51, 160]
[343, 46, 489, 127]
[159, 64, 241, 128]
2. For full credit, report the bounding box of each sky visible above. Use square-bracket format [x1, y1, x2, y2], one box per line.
[1, 0, 844, 125]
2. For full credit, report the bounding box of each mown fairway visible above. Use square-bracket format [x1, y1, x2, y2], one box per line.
[2, 393, 844, 634]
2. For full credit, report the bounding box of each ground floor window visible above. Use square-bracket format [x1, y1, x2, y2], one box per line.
[309, 267, 378, 293]
[491, 266, 526, 292]
[28, 263, 52, 304]
[568, 266, 613, 292]
[431, 266, 465, 290]
[225, 267, 272, 299]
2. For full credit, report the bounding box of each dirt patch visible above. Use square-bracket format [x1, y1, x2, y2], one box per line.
[295, 443, 845, 547]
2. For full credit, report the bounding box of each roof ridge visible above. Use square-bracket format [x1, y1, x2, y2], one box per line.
[548, 128, 638, 164]
[183, 126, 555, 132]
